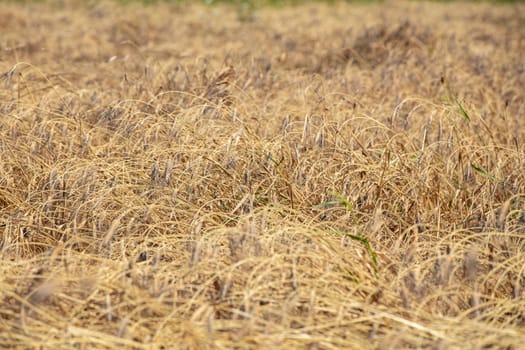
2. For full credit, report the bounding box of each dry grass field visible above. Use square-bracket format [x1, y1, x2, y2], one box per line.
[1, 0, 525, 348]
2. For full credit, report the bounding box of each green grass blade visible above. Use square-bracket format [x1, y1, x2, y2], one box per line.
[314, 192, 353, 210]
[330, 230, 378, 274]
[457, 100, 471, 122]
[471, 163, 497, 181]
[329, 191, 353, 211]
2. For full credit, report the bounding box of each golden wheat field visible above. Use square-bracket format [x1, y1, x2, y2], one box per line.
[1, 0, 525, 348]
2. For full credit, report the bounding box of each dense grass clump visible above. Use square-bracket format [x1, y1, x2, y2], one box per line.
[1, 1, 524, 348]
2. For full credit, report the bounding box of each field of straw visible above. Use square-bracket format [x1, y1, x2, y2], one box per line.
[1, 0, 524, 348]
